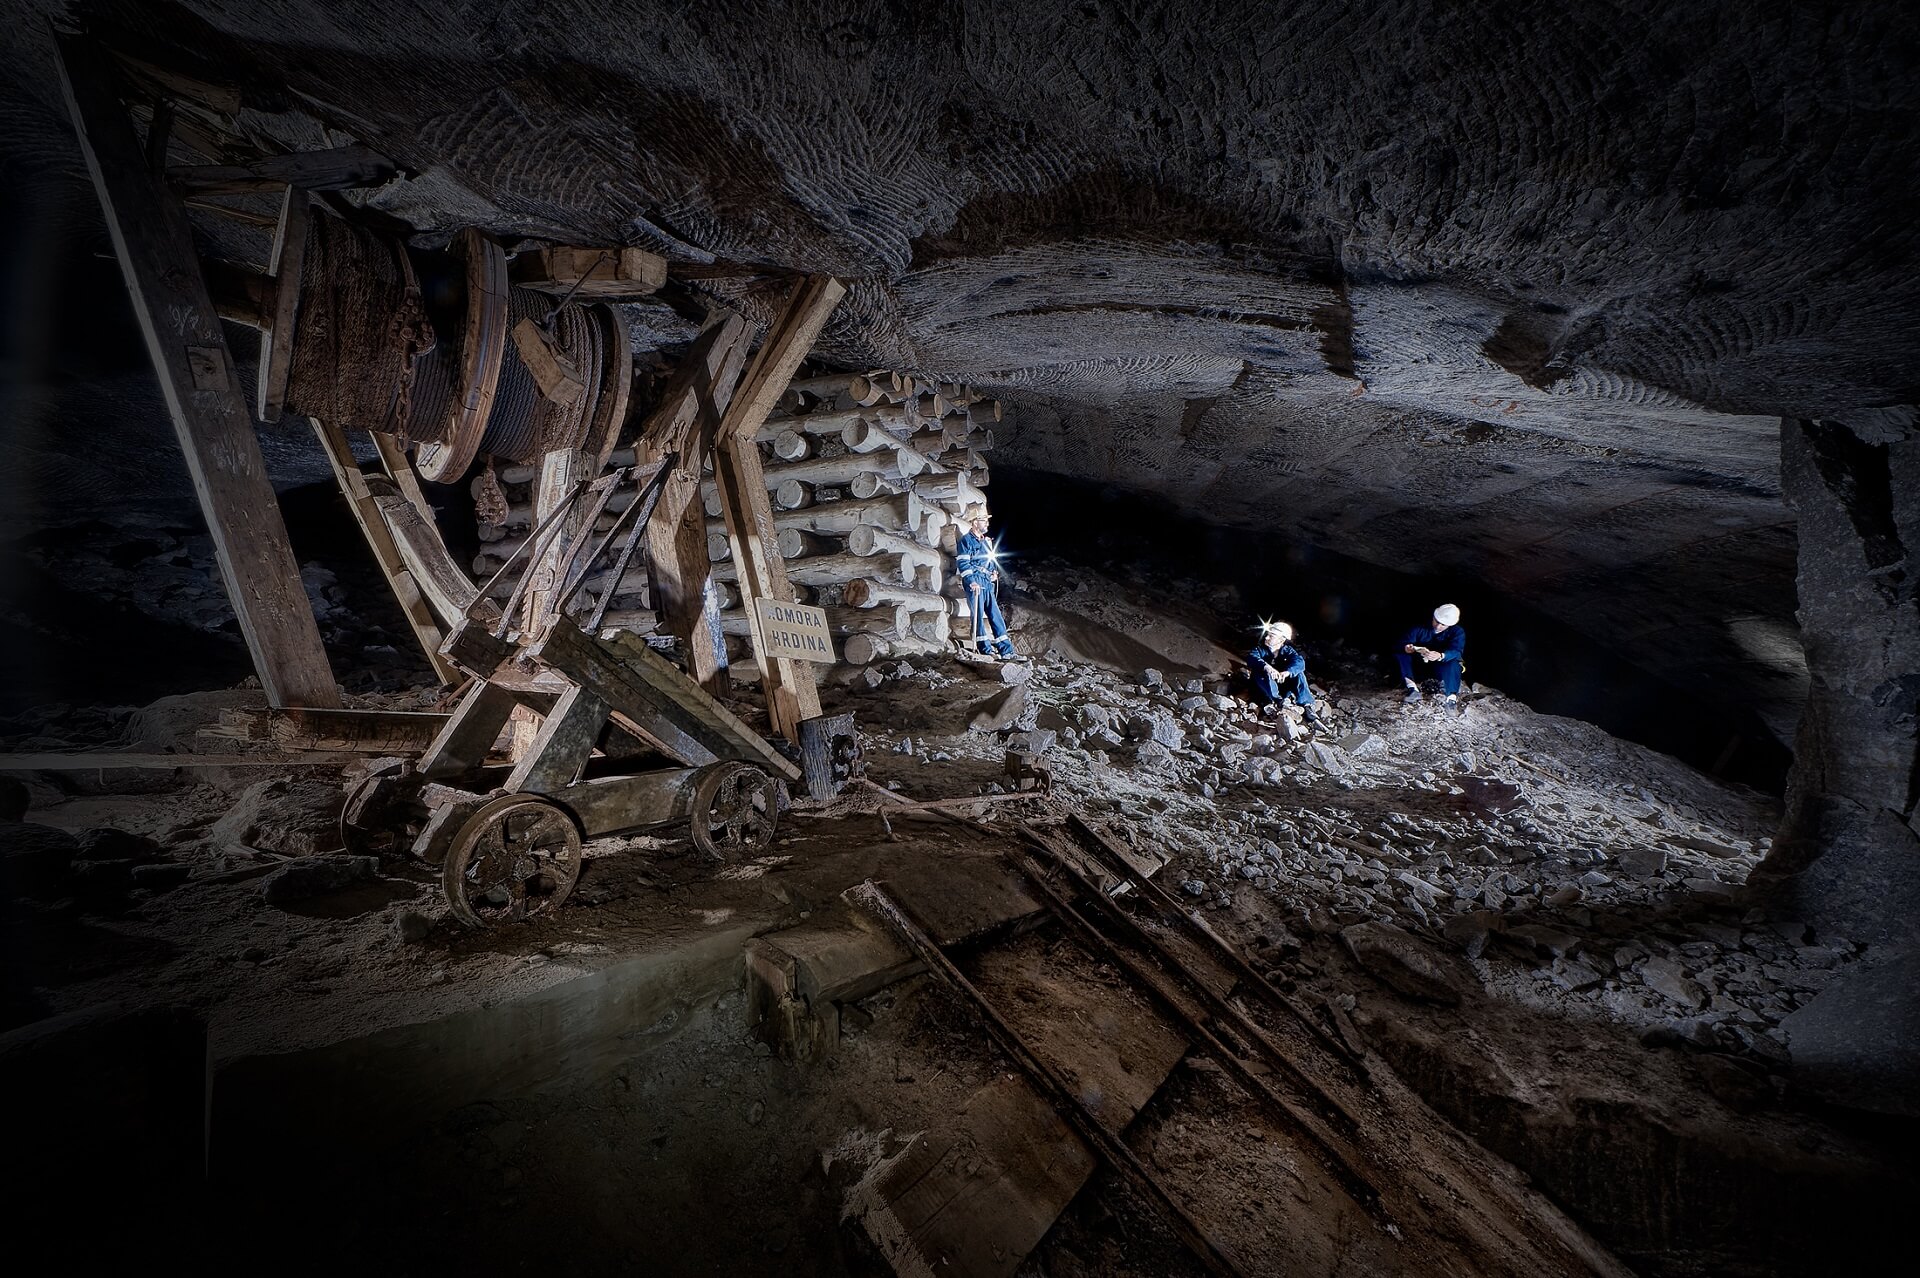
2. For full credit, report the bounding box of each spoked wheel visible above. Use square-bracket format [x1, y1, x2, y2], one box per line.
[442, 794, 584, 928]
[339, 759, 427, 860]
[688, 762, 779, 861]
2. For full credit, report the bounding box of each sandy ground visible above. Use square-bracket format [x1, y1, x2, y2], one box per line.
[2, 562, 1910, 1276]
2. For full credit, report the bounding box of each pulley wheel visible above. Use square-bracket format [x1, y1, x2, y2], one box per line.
[441, 793, 584, 928]
[688, 762, 780, 861]
[415, 228, 508, 483]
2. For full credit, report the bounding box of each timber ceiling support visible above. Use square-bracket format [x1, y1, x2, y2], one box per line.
[712, 274, 847, 742]
[636, 311, 753, 695]
[53, 31, 339, 708]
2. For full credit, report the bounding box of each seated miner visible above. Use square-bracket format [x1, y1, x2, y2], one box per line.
[1248, 621, 1321, 724]
[956, 503, 1017, 659]
[1398, 602, 1466, 708]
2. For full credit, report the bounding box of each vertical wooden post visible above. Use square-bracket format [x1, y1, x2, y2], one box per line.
[712, 275, 846, 740]
[54, 33, 338, 708]
[636, 312, 750, 695]
[525, 446, 588, 639]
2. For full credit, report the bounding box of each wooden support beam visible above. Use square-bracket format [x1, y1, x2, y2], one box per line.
[256, 185, 310, 423]
[419, 681, 519, 778]
[533, 618, 802, 782]
[713, 275, 844, 742]
[167, 144, 397, 196]
[364, 477, 497, 629]
[311, 420, 458, 684]
[524, 446, 589, 638]
[54, 33, 338, 709]
[510, 245, 668, 298]
[368, 432, 439, 529]
[636, 312, 751, 694]
[111, 52, 243, 115]
[504, 684, 609, 794]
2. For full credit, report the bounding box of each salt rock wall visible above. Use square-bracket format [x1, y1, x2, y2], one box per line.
[6, 0, 1919, 738]
[1760, 414, 1920, 948]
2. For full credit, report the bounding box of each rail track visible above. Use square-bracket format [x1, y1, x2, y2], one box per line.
[854, 811, 1632, 1278]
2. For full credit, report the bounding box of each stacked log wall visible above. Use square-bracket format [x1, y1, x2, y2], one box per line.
[468, 370, 1003, 664]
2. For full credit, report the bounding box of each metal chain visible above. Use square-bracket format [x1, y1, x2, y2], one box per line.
[474, 457, 510, 527]
[386, 237, 436, 444]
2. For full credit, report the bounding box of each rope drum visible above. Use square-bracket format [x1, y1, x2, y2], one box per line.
[285, 214, 429, 433]
[279, 209, 633, 480]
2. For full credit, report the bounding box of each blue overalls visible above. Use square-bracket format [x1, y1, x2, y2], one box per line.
[956, 530, 1015, 657]
[1248, 641, 1315, 707]
[1397, 624, 1466, 694]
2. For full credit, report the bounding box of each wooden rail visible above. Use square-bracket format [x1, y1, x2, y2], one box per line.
[848, 880, 1249, 1278]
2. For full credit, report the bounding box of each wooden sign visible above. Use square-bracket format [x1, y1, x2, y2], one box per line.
[753, 598, 837, 663]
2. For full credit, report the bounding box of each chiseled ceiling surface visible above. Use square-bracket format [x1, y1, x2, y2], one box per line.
[5, 0, 1918, 739]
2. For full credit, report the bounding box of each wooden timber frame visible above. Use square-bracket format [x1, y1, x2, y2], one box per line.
[54, 32, 339, 708]
[711, 275, 845, 741]
[634, 311, 752, 696]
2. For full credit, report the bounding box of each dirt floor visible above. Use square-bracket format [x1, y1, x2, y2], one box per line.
[3, 563, 1914, 1276]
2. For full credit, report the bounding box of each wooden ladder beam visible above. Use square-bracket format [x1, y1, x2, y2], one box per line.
[311, 419, 459, 685]
[54, 32, 338, 708]
[712, 274, 845, 742]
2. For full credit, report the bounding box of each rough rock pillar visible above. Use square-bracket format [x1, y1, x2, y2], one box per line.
[1756, 416, 1920, 945]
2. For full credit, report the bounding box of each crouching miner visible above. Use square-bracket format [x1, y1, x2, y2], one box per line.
[1249, 621, 1321, 725]
[1399, 602, 1465, 709]
[957, 503, 1017, 659]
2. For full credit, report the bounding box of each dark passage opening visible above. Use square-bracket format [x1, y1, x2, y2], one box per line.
[993, 466, 1791, 793]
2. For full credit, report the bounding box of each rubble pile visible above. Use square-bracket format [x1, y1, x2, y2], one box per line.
[845, 567, 1855, 1084]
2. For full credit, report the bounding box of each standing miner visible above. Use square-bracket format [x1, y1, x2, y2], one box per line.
[956, 503, 1017, 660]
[1399, 602, 1466, 709]
[1249, 621, 1322, 725]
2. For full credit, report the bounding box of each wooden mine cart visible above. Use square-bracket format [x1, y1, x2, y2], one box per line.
[343, 616, 804, 927]
[340, 463, 828, 928]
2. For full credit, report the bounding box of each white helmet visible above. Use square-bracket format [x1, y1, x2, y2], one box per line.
[1433, 603, 1461, 627]
[1263, 620, 1294, 644]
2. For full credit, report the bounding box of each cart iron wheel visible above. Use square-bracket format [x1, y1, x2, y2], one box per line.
[442, 793, 584, 928]
[340, 759, 426, 860]
[689, 761, 779, 861]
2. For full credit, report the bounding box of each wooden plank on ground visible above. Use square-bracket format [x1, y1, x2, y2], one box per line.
[0, 752, 360, 770]
[204, 706, 449, 753]
[849, 880, 1230, 1278]
[637, 311, 751, 694]
[54, 33, 338, 710]
[712, 275, 844, 741]
[311, 419, 458, 683]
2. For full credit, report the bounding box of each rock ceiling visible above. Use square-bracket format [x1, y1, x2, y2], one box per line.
[6, 0, 1918, 744]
